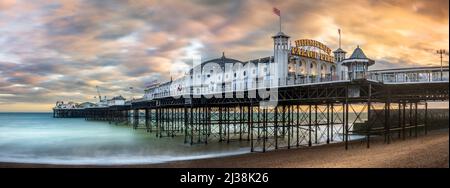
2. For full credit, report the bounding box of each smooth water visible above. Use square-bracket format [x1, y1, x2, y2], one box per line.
[0, 113, 249, 165]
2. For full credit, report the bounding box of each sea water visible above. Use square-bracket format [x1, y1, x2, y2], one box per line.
[0, 112, 365, 165]
[0, 113, 249, 165]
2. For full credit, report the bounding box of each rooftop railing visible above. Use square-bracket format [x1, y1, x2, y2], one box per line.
[144, 66, 449, 101]
[368, 66, 449, 84]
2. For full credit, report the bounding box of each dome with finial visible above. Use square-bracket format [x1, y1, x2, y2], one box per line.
[188, 52, 243, 74]
[348, 45, 368, 59]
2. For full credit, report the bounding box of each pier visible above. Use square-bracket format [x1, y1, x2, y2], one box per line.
[53, 66, 449, 152]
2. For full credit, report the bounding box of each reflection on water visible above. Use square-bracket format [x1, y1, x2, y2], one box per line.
[0, 113, 249, 165]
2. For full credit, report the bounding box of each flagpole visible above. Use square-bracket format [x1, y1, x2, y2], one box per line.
[273, 7, 281, 32]
[338, 29, 341, 48]
[279, 13, 281, 32]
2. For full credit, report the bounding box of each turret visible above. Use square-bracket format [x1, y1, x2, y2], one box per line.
[333, 48, 347, 80]
[272, 31, 290, 86]
[341, 45, 375, 80]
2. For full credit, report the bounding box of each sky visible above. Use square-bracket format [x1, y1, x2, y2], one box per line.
[0, 0, 449, 112]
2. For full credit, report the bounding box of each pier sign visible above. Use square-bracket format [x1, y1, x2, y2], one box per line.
[291, 39, 334, 63]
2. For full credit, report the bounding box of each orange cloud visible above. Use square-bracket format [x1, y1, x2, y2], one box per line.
[0, 0, 15, 10]
[0, 0, 448, 112]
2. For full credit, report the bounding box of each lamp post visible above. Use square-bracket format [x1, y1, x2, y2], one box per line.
[436, 49, 448, 81]
[128, 86, 134, 101]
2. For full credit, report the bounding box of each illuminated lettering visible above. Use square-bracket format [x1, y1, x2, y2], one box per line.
[291, 39, 334, 63]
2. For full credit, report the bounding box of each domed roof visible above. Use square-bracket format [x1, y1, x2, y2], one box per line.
[272, 31, 290, 38]
[189, 53, 243, 74]
[349, 45, 368, 59]
[333, 48, 346, 53]
[201, 52, 242, 67]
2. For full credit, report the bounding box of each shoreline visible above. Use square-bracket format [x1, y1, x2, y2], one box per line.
[1, 129, 448, 168]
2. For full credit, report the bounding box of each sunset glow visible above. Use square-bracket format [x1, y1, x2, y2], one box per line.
[0, 0, 448, 112]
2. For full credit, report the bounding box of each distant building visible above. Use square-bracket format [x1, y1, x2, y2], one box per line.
[107, 96, 126, 106]
[77, 102, 96, 108]
[55, 101, 78, 109]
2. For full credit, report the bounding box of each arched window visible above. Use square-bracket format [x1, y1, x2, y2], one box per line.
[330, 65, 336, 75]
[320, 64, 327, 75]
[310, 62, 318, 75]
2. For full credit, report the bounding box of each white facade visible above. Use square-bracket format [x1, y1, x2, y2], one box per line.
[107, 96, 126, 106]
[143, 32, 354, 100]
[55, 101, 78, 109]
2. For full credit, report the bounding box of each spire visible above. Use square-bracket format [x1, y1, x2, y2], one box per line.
[222, 51, 225, 58]
[349, 45, 368, 59]
[338, 29, 341, 49]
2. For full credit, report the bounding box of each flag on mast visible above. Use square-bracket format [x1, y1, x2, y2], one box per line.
[273, 7, 281, 32]
[273, 7, 280, 16]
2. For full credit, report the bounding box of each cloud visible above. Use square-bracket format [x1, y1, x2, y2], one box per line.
[0, 0, 448, 111]
[0, 0, 16, 10]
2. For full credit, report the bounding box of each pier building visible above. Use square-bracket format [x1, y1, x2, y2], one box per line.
[53, 28, 449, 152]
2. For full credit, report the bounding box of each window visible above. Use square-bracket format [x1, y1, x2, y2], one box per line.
[356, 64, 364, 71]
[264, 67, 267, 72]
[234, 73, 237, 77]
[243, 71, 246, 76]
[210, 69, 213, 73]
[207, 74, 210, 78]
[252, 69, 256, 74]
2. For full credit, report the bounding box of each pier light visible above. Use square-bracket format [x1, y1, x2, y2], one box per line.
[436, 49, 449, 81]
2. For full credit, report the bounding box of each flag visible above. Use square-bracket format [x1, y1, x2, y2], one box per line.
[273, 7, 280, 16]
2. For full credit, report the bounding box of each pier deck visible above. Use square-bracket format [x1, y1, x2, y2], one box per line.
[53, 77, 449, 152]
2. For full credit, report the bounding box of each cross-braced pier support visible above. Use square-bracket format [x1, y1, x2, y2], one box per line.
[56, 80, 448, 152]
